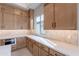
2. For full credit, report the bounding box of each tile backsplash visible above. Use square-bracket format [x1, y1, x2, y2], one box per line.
[43, 30, 78, 46]
[30, 30, 78, 46]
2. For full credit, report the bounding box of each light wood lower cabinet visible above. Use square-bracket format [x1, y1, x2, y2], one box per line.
[12, 37, 65, 56]
[0, 40, 5, 46]
[28, 39, 33, 53]
[26, 38, 29, 49]
[39, 43, 49, 52]
[39, 48, 49, 56]
[49, 48, 65, 56]
[26, 38, 65, 56]
[11, 37, 27, 51]
[33, 44, 39, 56]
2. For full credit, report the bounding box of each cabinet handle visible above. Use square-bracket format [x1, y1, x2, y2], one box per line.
[55, 53, 58, 56]
[52, 22, 56, 29]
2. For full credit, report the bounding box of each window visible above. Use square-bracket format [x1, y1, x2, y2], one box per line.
[35, 14, 45, 34]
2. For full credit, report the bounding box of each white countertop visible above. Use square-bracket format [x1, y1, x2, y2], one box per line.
[26, 35, 79, 56]
[0, 34, 79, 56]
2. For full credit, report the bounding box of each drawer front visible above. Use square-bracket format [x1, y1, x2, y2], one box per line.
[39, 48, 49, 56]
[49, 48, 65, 56]
[0, 40, 5, 46]
[49, 48, 55, 56]
[54, 51, 65, 56]
[11, 45, 16, 51]
[39, 43, 49, 52]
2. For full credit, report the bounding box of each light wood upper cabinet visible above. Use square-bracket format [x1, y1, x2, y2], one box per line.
[21, 16, 29, 29]
[0, 11, 2, 30]
[14, 9, 29, 29]
[44, 4, 55, 30]
[55, 4, 77, 30]
[15, 15, 23, 29]
[28, 9, 34, 29]
[0, 5, 2, 12]
[3, 13, 15, 30]
[44, 3, 77, 30]
[2, 5, 14, 14]
[0, 5, 2, 29]
[15, 15, 28, 29]
[0, 5, 29, 30]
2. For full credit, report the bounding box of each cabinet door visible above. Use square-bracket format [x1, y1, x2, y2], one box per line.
[26, 38, 29, 49]
[2, 5, 14, 14]
[0, 12, 2, 30]
[15, 15, 23, 29]
[21, 16, 29, 29]
[11, 37, 26, 51]
[16, 37, 26, 49]
[55, 4, 77, 30]
[3, 13, 15, 30]
[28, 39, 33, 53]
[33, 44, 39, 56]
[39, 48, 49, 56]
[44, 4, 55, 29]
[39, 43, 49, 52]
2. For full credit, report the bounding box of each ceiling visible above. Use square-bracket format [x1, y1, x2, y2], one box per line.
[4, 3, 41, 10]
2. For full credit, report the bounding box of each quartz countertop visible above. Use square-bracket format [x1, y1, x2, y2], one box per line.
[0, 34, 79, 56]
[26, 35, 79, 56]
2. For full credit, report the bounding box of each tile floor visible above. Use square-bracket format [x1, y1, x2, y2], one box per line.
[11, 48, 32, 56]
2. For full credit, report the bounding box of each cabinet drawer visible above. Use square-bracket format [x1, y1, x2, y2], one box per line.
[0, 40, 5, 46]
[39, 43, 49, 52]
[34, 41, 40, 47]
[49, 48, 55, 56]
[49, 48, 65, 56]
[39, 48, 49, 56]
[11, 45, 16, 51]
[54, 51, 65, 56]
